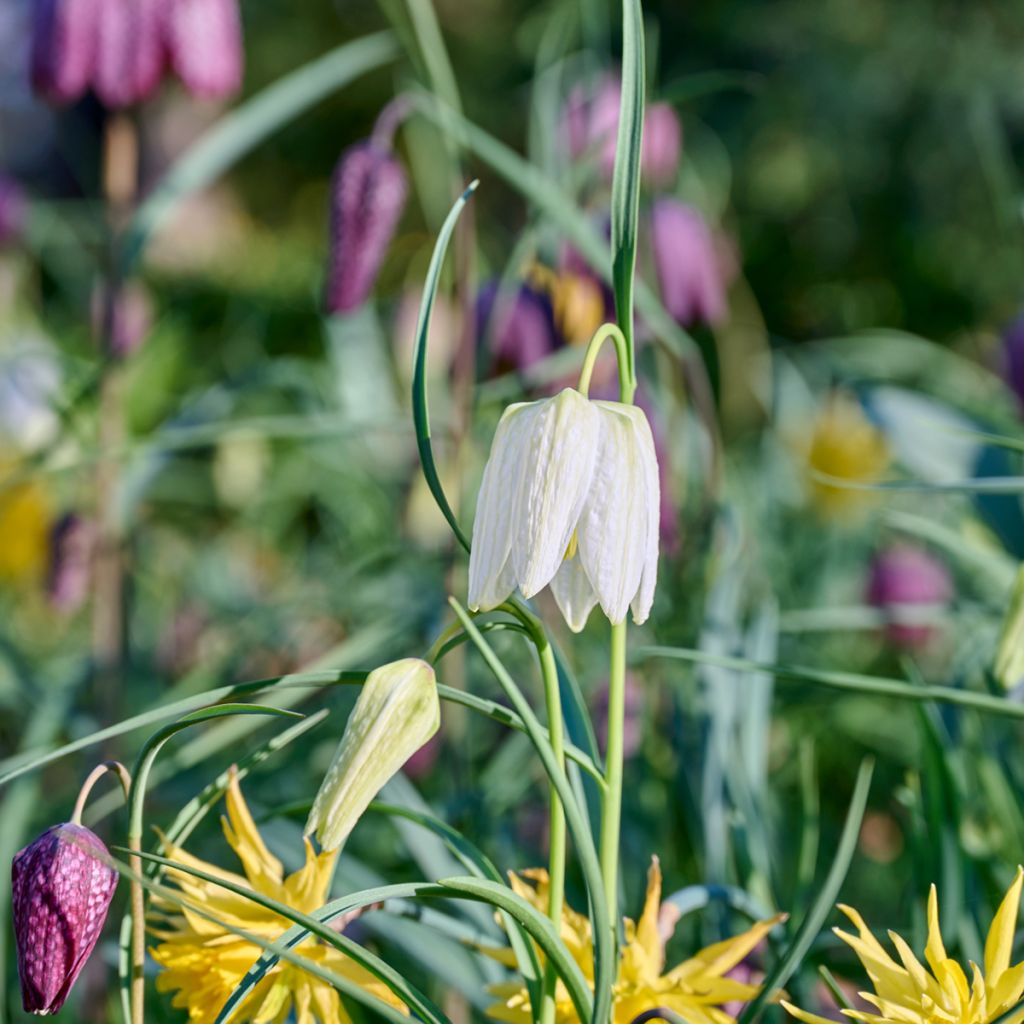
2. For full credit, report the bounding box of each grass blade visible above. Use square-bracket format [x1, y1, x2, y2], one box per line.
[411, 181, 478, 552]
[737, 759, 874, 1024]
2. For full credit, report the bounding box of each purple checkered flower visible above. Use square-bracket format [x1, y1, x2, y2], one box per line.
[651, 199, 729, 327]
[1002, 312, 1024, 414]
[164, 0, 244, 99]
[325, 141, 408, 315]
[30, 0, 97, 103]
[866, 543, 953, 650]
[477, 281, 557, 375]
[11, 824, 118, 1015]
[92, 0, 164, 108]
[0, 176, 27, 247]
[47, 514, 96, 613]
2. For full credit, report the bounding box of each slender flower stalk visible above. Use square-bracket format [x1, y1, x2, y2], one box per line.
[600, 619, 628, 931]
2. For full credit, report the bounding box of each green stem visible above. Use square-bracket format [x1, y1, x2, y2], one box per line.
[600, 619, 628, 944]
[577, 322, 634, 401]
[538, 638, 566, 1024]
[71, 761, 141, 1024]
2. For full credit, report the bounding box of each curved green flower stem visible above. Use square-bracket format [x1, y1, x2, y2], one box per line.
[599, 620, 628, 943]
[69, 761, 142, 1024]
[577, 323, 635, 402]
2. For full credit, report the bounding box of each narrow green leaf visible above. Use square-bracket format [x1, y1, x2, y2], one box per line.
[412, 181, 478, 552]
[609, 0, 645, 384]
[122, 32, 399, 271]
[737, 759, 874, 1024]
[638, 645, 1024, 721]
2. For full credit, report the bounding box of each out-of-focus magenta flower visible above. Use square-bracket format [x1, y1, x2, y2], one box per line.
[477, 281, 557, 374]
[564, 76, 682, 188]
[1002, 313, 1024, 413]
[593, 672, 645, 759]
[30, 0, 97, 104]
[0, 175, 27, 246]
[866, 543, 953, 650]
[11, 823, 118, 1015]
[92, 0, 164, 108]
[91, 282, 153, 357]
[163, 0, 244, 99]
[30, 0, 243, 107]
[325, 141, 408, 315]
[47, 513, 95, 613]
[651, 199, 729, 327]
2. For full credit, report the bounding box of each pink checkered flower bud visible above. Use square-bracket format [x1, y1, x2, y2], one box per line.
[164, 0, 244, 99]
[11, 824, 118, 1015]
[30, 0, 97, 104]
[866, 543, 953, 650]
[651, 199, 730, 327]
[325, 141, 408, 315]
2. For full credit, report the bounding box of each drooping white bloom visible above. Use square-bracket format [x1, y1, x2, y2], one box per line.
[468, 387, 659, 632]
[305, 658, 440, 852]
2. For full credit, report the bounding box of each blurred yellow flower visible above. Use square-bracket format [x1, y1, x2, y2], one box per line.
[488, 859, 782, 1024]
[150, 770, 407, 1024]
[805, 394, 889, 518]
[0, 464, 50, 585]
[784, 868, 1024, 1024]
[529, 265, 605, 345]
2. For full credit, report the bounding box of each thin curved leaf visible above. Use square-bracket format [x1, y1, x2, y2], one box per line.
[411, 180, 478, 552]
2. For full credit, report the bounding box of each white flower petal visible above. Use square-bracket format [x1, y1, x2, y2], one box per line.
[623, 406, 660, 624]
[468, 401, 536, 610]
[577, 402, 660, 624]
[512, 389, 600, 598]
[550, 554, 599, 633]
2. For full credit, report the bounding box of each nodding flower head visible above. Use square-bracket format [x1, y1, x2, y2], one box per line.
[478, 281, 557, 375]
[163, 0, 244, 99]
[325, 141, 408, 315]
[469, 387, 660, 633]
[11, 824, 118, 1015]
[867, 543, 953, 650]
[30, 0, 243, 107]
[650, 199, 729, 328]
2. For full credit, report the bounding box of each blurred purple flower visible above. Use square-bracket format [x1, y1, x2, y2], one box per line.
[0, 175, 27, 246]
[593, 672, 645, 759]
[92, 0, 164, 108]
[1002, 313, 1024, 413]
[866, 543, 953, 650]
[651, 199, 729, 327]
[47, 513, 95, 613]
[91, 281, 153, 357]
[30, 0, 97, 104]
[563, 76, 682, 188]
[164, 0, 244, 99]
[477, 281, 557, 374]
[325, 141, 408, 315]
[11, 823, 118, 1015]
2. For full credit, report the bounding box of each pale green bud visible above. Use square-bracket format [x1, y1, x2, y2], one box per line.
[995, 565, 1024, 691]
[305, 658, 440, 851]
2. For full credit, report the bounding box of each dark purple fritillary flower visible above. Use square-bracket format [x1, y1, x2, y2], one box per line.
[1002, 312, 1024, 414]
[11, 824, 118, 1015]
[477, 281, 557, 375]
[325, 141, 408, 315]
[651, 198, 729, 327]
[0, 175, 27, 247]
[163, 0, 244, 99]
[92, 0, 164, 109]
[866, 543, 953, 650]
[30, 0, 98, 104]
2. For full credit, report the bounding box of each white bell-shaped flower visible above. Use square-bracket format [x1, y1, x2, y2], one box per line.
[468, 387, 659, 632]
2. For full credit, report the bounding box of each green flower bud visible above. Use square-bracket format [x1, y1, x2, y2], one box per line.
[995, 565, 1024, 691]
[305, 658, 440, 851]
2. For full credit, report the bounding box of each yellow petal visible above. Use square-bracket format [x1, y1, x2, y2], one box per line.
[223, 767, 284, 889]
[635, 856, 664, 976]
[669, 914, 785, 982]
[924, 885, 949, 975]
[781, 1001, 847, 1024]
[984, 867, 1024, 987]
